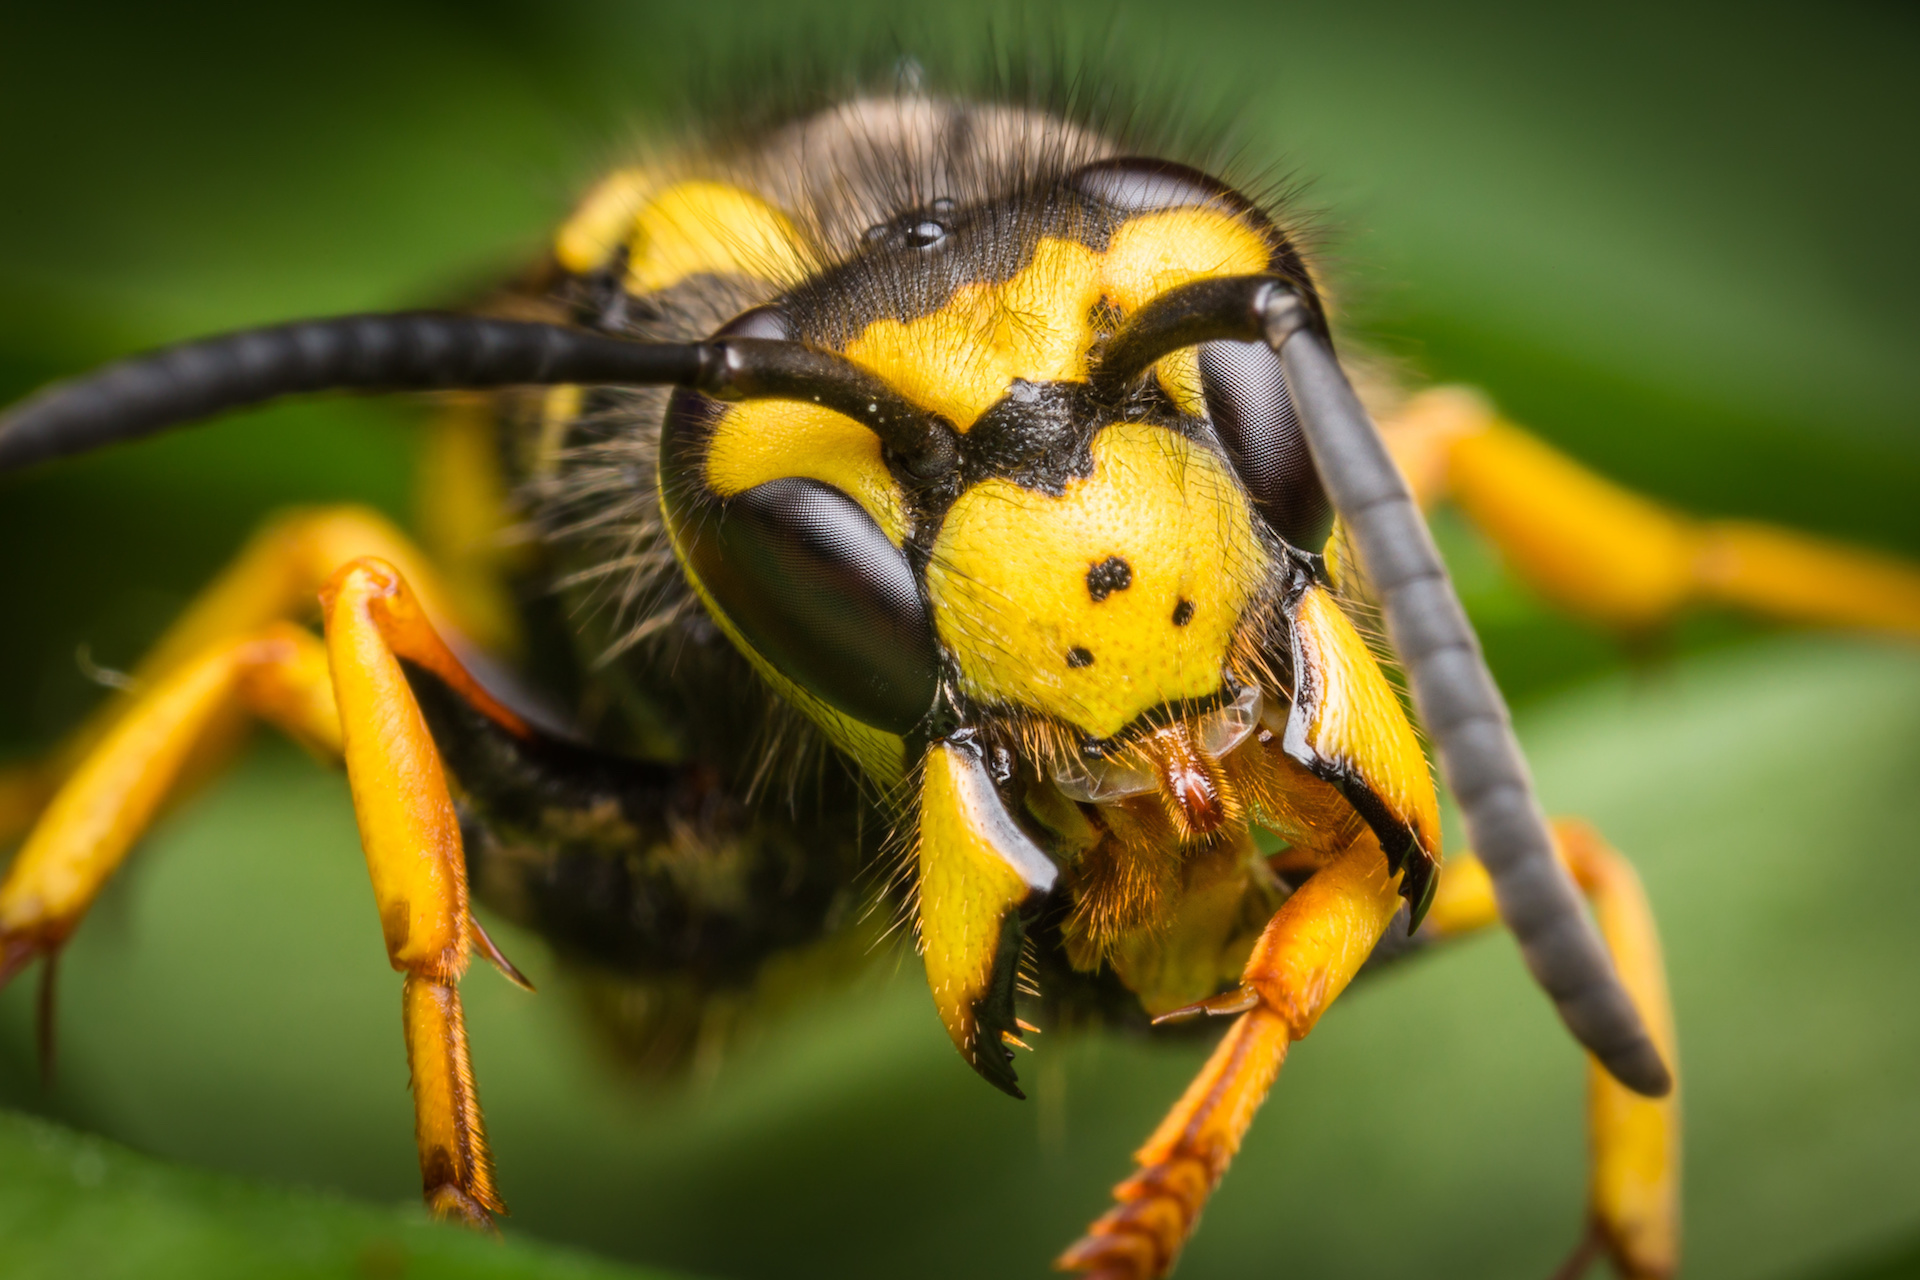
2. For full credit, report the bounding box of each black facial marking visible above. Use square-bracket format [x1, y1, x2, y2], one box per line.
[1066, 647, 1095, 669]
[957, 379, 1090, 494]
[1172, 599, 1195, 627]
[1085, 556, 1133, 602]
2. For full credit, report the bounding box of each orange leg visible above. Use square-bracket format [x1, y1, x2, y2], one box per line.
[1058, 836, 1404, 1279]
[0, 557, 525, 1226]
[1426, 820, 1679, 1279]
[1380, 386, 1920, 638]
[0, 504, 488, 849]
[0, 624, 341, 975]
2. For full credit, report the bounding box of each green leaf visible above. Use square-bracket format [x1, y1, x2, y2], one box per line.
[0, 1110, 679, 1280]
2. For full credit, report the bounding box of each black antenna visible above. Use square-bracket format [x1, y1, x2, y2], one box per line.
[1088, 274, 1316, 400]
[1099, 273, 1673, 1100]
[0, 313, 957, 479]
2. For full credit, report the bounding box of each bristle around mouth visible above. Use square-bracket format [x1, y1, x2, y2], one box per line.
[1142, 722, 1226, 837]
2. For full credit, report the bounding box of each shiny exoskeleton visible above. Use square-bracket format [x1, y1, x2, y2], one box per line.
[459, 100, 1414, 1081]
[15, 82, 1807, 1279]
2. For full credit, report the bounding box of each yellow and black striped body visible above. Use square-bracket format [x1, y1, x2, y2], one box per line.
[0, 80, 1774, 1278]
[447, 96, 1437, 1074]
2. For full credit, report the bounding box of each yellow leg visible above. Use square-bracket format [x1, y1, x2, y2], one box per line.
[1058, 835, 1405, 1280]
[0, 766, 56, 853]
[0, 557, 527, 1225]
[0, 624, 340, 973]
[0, 504, 488, 849]
[1426, 820, 1679, 1279]
[1381, 386, 1920, 638]
[317, 556, 530, 1220]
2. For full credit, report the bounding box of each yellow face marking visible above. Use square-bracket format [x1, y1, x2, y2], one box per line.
[1154, 345, 1206, 418]
[842, 206, 1273, 430]
[704, 400, 909, 546]
[622, 181, 811, 295]
[416, 397, 522, 654]
[927, 422, 1269, 740]
[1100, 207, 1273, 312]
[554, 168, 655, 274]
[1290, 583, 1440, 858]
[845, 238, 1106, 430]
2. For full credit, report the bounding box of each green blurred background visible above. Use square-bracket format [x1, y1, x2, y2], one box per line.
[0, 2, 1916, 1277]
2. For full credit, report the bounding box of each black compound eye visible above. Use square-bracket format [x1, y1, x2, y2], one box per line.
[680, 477, 938, 735]
[1200, 339, 1334, 553]
[654, 302, 937, 734]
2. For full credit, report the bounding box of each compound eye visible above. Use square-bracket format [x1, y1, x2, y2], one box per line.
[680, 476, 939, 735]
[1200, 339, 1334, 553]
[660, 303, 936, 734]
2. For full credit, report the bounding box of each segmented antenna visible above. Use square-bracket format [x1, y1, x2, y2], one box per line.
[0, 313, 956, 478]
[1097, 274, 1672, 1099]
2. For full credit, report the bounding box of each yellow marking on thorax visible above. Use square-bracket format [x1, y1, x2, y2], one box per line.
[415, 396, 523, 654]
[844, 207, 1272, 430]
[623, 181, 810, 295]
[704, 401, 909, 545]
[554, 168, 655, 274]
[927, 422, 1269, 740]
[554, 174, 812, 291]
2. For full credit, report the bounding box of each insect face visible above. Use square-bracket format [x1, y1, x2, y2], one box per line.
[657, 159, 1328, 793]
[925, 419, 1268, 741]
[636, 155, 1456, 1107]
[1, 88, 1750, 1280]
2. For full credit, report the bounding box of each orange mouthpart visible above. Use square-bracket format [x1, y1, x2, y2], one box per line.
[1144, 723, 1226, 837]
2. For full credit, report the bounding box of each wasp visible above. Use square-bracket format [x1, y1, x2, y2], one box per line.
[2, 80, 1918, 1280]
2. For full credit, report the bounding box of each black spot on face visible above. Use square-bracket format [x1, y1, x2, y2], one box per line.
[1086, 556, 1133, 602]
[1066, 647, 1095, 669]
[1172, 599, 1195, 627]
